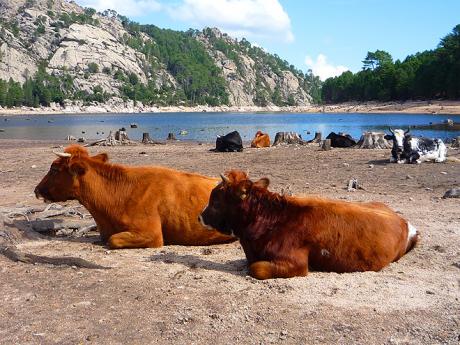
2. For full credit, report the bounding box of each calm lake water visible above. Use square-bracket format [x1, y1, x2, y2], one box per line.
[0, 112, 459, 142]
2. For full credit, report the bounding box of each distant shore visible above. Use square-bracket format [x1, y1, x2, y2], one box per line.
[1, 100, 460, 116]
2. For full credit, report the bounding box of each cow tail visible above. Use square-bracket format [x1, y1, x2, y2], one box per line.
[405, 222, 419, 253]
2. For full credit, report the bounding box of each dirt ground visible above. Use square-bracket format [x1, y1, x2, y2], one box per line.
[0, 140, 459, 345]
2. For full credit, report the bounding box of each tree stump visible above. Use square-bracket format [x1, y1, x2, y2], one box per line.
[142, 132, 152, 144]
[115, 129, 129, 142]
[141, 132, 164, 145]
[356, 132, 391, 149]
[167, 133, 177, 140]
[308, 131, 322, 144]
[272, 132, 304, 146]
[321, 139, 331, 151]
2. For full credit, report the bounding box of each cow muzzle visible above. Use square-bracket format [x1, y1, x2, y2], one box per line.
[198, 214, 214, 231]
[34, 186, 52, 202]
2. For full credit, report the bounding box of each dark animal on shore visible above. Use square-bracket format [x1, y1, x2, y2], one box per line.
[251, 131, 270, 148]
[34, 145, 234, 249]
[384, 128, 447, 164]
[215, 131, 243, 152]
[326, 132, 357, 147]
[199, 170, 418, 280]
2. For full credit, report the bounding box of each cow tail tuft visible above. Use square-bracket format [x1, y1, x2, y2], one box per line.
[406, 222, 419, 253]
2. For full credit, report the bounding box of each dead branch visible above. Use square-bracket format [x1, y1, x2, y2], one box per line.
[0, 246, 109, 269]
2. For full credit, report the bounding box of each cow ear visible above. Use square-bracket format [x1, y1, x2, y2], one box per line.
[69, 160, 87, 176]
[92, 153, 109, 163]
[254, 177, 270, 189]
[384, 135, 393, 140]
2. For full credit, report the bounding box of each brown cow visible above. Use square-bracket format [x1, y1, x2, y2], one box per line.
[34, 145, 234, 249]
[199, 170, 418, 279]
[250, 131, 270, 148]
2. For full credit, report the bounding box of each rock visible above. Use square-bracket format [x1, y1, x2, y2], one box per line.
[77, 137, 85, 143]
[179, 130, 188, 136]
[444, 118, 454, 126]
[442, 188, 460, 199]
[347, 179, 364, 192]
[130, 123, 138, 128]
[167, 133, 177, 140]
[66, 135, 76, 141]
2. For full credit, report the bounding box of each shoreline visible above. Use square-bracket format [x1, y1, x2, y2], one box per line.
[1, 100, 460, 116]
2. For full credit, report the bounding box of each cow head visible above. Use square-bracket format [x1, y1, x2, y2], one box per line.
[34, 145, 108, 202]
[199, 170, 269, 236]
[384, 128, 410, 152]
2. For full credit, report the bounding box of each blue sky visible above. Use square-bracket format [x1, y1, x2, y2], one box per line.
[77, 0, 460, 80]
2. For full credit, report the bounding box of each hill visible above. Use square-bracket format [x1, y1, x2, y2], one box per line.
[0, 0, 321, 109]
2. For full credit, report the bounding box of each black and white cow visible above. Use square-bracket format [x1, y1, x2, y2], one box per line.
[384, 128, 447, 164]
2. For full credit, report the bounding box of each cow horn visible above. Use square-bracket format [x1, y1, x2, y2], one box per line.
[404, 128, 410, 135]
[220, 173, 230, 184]
[53, 151, 71, 158]
[389, 127, 394, 134]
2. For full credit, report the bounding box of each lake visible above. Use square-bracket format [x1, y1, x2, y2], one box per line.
[0, 112, 459, 142]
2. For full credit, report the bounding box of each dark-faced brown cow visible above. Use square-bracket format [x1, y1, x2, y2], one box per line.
[251, 131, 271, 148]
[34, 145, 234, 249]
[199, 170, 418, 279]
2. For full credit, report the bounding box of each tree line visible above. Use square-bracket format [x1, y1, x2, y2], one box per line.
[321, 24, 460, 103]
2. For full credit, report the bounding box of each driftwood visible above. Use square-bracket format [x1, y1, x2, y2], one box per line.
[0, 246, 109, 269]
[321, 139, 331, 151]
[272, 132, 304, 146]
[308, 132, 322, 144]
[1, 204, 95, 237]
[356, 132, 391, 149]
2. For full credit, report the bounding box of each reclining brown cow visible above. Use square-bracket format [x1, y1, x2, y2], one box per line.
[34, 145, 234, 249]
[250, 131, 270, 148]
[200, 170, 418, 279]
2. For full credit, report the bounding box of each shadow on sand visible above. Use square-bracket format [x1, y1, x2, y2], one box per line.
[150, 251, 248, 277]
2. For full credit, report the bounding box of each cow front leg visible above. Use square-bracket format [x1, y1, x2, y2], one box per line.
[108, 231, 164, 249]
[249, 259, 308, 280]
[249, 250, 309, 279]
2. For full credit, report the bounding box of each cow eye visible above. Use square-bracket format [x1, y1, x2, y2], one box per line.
[50, 166, 59, 173]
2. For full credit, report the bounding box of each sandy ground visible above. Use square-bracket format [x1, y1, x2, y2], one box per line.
[1, 100, 460, 115]
[0, 140, 459, 344]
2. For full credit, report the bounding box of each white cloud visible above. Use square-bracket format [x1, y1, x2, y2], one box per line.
[77, 0, 162, 17]
[169, 0, 294, 43]
[305, 54, 349, 81]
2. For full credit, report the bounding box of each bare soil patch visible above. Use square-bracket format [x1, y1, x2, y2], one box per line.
[0, 140, 459, 344]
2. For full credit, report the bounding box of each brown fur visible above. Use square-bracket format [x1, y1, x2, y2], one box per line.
[250, 131, 271, 148]
[200, 170, 418, 279]
[34, 145, 234, 249]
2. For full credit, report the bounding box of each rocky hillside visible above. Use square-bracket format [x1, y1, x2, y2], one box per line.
[0, 0, 321, 108]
